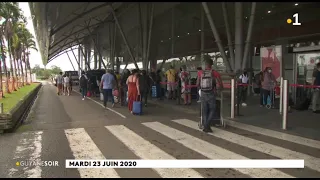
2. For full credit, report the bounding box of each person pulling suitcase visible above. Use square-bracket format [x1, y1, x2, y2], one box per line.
[197, 58, 223, 133]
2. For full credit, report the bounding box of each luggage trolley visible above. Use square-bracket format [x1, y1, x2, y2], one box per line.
[198, 91, 226, 129]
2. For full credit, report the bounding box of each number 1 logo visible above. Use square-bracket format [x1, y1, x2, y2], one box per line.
[292, 13, 301, 26]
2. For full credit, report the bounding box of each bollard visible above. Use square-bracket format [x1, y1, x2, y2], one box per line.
[236, 83, 241, 116]
[282, 80, 288, 130]
[231, 79, 235, 119]
[0, 103, 3, 114]
[220, 91, 225, 127]
[279, 77, 283, 114]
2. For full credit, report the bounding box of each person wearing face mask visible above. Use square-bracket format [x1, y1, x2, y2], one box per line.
[238, 69, 249, 106]
[260, 67, 276, 107]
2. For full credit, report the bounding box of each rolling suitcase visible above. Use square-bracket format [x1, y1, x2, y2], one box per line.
[198, 92, 225, 129]
[132, 96, 142, 115]
[151, 85, 157, 98]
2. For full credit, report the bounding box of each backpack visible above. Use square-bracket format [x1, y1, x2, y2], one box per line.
[80, 75, 88, 87]
[200, 70, 215, 91]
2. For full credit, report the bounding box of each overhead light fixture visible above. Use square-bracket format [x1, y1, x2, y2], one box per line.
[199, 29, 201, 32]
[245, 16, 248, 19]
[161, 40, 163, 42]
[177, 36, 179, 38]
[267, 10, 271, 13]
[295, 3, 298, 6]
[169, 38, 171, 40]
[187, 33, 190, 35]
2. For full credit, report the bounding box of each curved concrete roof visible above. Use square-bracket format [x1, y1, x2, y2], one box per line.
[30, 2, 320, 65]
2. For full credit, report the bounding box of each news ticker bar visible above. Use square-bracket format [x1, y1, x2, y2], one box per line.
[65, 159, 304, 169]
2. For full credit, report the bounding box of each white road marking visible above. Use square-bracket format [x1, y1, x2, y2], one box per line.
[226, 120, 320, 149]
[173, 119, 320, 172]
[9, 131, 43, 178]
[64, 128, 119, 178]
[72, 90, 126, 118]
[105, 125, 203, 178]
[142, 122, 293, 178]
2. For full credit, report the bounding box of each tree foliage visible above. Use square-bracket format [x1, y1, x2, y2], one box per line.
[32, 64, 62, 79]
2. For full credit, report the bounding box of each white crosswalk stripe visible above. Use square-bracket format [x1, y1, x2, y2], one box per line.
[64, 128, 120, 178]
[142, 121, 293, 178]
[106, 125, 203, 178]
[225, 120, 320, 149]
[173, 119, 320, 172]
[6, 119, 320, 178]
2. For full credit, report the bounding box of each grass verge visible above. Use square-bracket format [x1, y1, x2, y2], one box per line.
[0, 83, 39, 113]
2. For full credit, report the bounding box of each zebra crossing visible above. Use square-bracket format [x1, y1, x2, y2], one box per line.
[6, 118, 320, 178]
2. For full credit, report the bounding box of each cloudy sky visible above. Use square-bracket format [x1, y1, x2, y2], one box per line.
[18, 2, 79, 71]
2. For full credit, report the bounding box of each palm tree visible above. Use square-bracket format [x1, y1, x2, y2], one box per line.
[0, 5, 10, 94]
[1, 2, 22, 91]
[26, 38, 37, 84]
[12, 22, 24, 86]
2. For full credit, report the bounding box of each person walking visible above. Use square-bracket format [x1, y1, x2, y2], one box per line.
[180, 65, 191, 105]
[127, 69, 140, 113]
[56, 72, 63, 95]
[79, 72, 89, 100]
[63, 74, 70, 96]
[121, 69, 130, 106]
[100, 69, 117, 108]
[238, 69, 249, 106]
[260, 67, 276, 107]
[165, 65, 177, 100]
[138, 70, 151, 107]
[197, 58, 223, 133]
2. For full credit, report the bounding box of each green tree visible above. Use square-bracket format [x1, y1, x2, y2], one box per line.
[50, 65, 62, 75]
[2, 2, 22, 91]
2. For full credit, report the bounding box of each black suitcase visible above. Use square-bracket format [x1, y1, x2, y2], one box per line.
[198, 99, 225, 129]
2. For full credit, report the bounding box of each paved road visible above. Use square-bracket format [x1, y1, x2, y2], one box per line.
[0, 82, 320, 178]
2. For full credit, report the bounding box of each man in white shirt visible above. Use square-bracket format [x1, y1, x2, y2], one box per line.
[56, 72, 63, 95]
[63, 75, 70, 96]
[238, 69, 249, 106]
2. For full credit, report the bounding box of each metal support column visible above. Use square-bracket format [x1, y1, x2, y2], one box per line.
[70, 47, 82, 72]
[202, 2, 232, 72]
[235, 2, 244, 71]
[87, 45, 92, 69]
[109, 23, 114, 70]
[76, 41, 91, 70]
[200, 4, 205, 69]
[66, 52, 76, 71]
[85, 28, 107, 69]
[241, 2, 256, 70]
[97, 33, 102, 69]
[110, 5, 139, 69]
[146, 3, 155, 72]
[84, 45, 88, 71]
[78, 45, 82, 74]
[94, 48, 97, 69]
[222, 2, 235, 70]
[112, 23, 117, 70]
[139, 3, 148, 70]
[171, 6, 175, 56]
